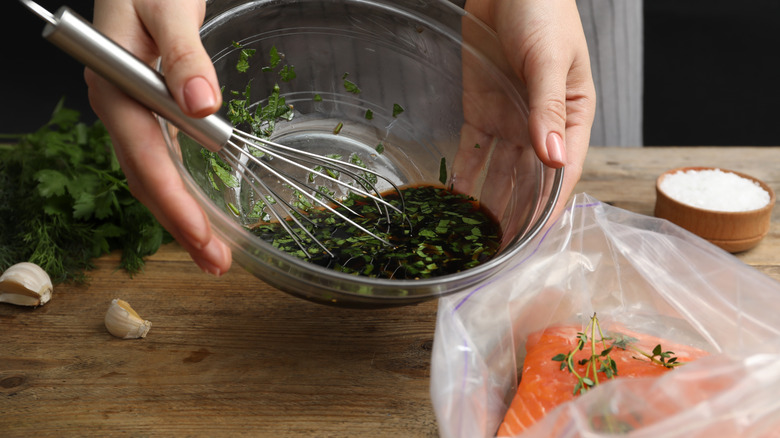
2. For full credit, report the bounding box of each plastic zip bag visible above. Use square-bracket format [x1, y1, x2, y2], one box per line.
[431, 193, 780, 437]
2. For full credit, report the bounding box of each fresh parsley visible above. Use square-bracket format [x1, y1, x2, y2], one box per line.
[0, 99, 172, 283]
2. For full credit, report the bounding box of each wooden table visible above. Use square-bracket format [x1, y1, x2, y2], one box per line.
[2, 147, 780, 437]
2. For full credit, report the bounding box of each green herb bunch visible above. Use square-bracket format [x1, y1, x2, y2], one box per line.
[0, 100, 171, 283]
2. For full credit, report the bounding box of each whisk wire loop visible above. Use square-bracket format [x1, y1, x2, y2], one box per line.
[219, 146, 335, 258]
[231, 129, 404, 217]
[222, 130, 407, 258]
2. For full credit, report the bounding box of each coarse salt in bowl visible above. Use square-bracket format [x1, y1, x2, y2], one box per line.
[659, 168, 770, 212]
[655, 167, 775, 253]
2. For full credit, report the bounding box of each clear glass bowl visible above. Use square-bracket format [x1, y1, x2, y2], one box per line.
[160, 0, 563, 307]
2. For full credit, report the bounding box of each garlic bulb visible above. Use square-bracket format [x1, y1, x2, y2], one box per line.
[105, 299, 151, 339]
[0, 262, 53, 307]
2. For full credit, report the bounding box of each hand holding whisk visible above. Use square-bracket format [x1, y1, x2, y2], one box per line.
[20, 0, 405, 258]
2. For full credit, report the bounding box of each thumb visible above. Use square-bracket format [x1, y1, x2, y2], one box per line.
[137, 0, 221, 118]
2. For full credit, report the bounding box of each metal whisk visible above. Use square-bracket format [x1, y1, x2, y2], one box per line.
[20, 0, 404, 258]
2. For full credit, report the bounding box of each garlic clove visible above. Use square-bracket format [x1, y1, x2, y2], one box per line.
[0, 262, 53, 307]
[104, 298, 152, 339]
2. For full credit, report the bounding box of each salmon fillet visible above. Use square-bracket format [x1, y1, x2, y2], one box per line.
[497, 325, 710, 436]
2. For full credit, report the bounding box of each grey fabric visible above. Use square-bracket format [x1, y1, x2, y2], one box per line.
[578, 0, 644, 146]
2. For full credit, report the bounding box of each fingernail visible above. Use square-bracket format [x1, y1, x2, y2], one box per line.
[183, 76, 217, 115]
[199, 239, 229, 276]
[199, 264, 221, 277]
[546, 132, 567, 167]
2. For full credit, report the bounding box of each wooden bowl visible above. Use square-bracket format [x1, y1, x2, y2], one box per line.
[654, 167, 776, 253]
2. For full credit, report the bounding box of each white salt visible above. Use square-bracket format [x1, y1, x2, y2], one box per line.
[659, 168, 770, 212]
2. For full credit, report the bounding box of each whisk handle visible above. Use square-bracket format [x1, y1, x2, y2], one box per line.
[30, 3, 231, 153]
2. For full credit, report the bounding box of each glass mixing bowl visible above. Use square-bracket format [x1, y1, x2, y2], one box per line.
[160, 0, 563, 307]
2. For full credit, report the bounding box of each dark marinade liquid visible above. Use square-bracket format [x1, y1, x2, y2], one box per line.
[249, 185, 502, 279]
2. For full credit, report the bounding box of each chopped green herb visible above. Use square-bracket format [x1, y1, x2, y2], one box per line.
[226, 83, 253, 125]
[419, 229, 437, 238]
[279, 64, 296, 82]
[232, 41, 256, 73]
[333, 122, 344, 135]
[343, 74, 361, 94]
[268, 46, 281, 69]
[205, 150, 238, 188]
[248, 186, 500, 279]
[439, 157, 448, 185]
[237, 49, 255, 73]
[314, 94, 323, 102]
[392, 103, 404, 117]
[375, 143, 385, 154]
[365, 109, 374, 120]
[212, 44, 305, 190]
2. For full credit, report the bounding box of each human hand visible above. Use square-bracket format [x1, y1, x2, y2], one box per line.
[85, 0, 232, 275]
[461, 0, 596, 220]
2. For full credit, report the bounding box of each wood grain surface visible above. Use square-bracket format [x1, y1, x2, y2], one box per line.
[579, 147, 780, 279]
[2, 147, 779, 437]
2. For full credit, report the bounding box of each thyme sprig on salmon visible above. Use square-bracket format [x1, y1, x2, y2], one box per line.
[552, 313, 618, 395]
[612, 333, 683, 369]
[552, 313, 683, 395]
[498, 320, 707, 435]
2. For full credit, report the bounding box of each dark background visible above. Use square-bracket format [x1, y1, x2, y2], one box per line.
[3, 1, 779, 146]
[643, 0, 780, 146]
[4, 0, 96, 133]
